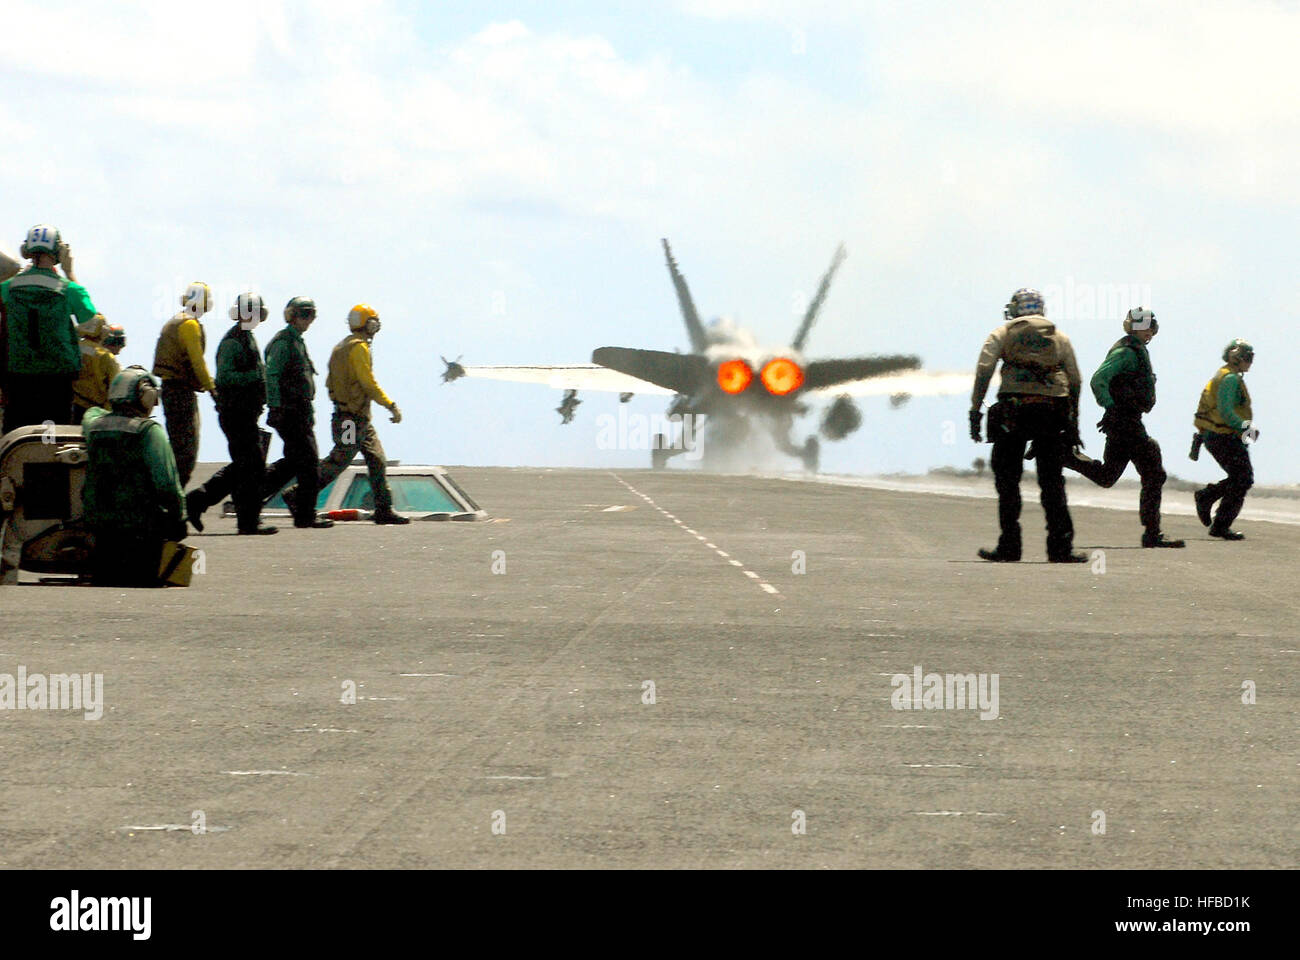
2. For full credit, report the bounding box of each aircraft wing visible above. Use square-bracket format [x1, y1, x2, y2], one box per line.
[460, 364, 675, 396]
[806, 369, 975, 399]
[0, 248, 20, 282]
[591, 347, 709, 395]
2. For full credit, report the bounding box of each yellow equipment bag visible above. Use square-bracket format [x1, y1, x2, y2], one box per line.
[157, 541, 196, 587]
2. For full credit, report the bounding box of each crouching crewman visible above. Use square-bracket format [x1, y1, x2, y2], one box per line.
[82, 366, 188, 586]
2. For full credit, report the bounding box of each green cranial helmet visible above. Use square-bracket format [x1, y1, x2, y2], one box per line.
[107, 365, 160, 415]
[1223, 339, 1254, 365]
[284, 296, 317, 322]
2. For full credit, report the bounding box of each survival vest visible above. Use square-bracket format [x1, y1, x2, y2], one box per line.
[1194, 366, 1252, 435]
[214, 325, 266, 410]
[264, 326, 316, 410]
[152, 313, 208, 389]
[1100, 336, 1156, 413]
[72, 340, 120, 410]
[997, 316, 1070, 395]
[83, 411, 169, 535]
[0, 271, 81, 376]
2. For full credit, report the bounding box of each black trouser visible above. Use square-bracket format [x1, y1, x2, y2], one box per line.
[1201, 432, 1253, 530]
[193, 404, 270, 531]
[1067, 412, 1166, 533]
[1, 373, 73, 431]
[262, 409, 320, 524]
[988, 397, 1074, 558]
[161, 380, 200, 487]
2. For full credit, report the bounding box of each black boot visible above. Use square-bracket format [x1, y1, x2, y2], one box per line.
[1208, 526, 1245, 540]
[294, 514, 335, 529]
[1193, 488, 1215, 527]
[1142, 531, 1185, 548]
[1048, 550, 1089, 563]
[373, 507, 411, 525]
[977, 547, 1020, 562]
[185, 489, 206, 533]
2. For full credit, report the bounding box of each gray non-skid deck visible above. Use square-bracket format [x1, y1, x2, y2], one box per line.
[1, 467, 1294, 868]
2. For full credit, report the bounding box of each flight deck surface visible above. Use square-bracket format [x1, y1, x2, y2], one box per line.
[2, 467, 1294, 868]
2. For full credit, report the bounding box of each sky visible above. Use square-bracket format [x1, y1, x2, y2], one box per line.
[3, 0, 1297, 482]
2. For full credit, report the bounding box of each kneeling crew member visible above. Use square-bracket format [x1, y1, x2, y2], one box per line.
[304, 304, 409, 525]
[970, 287, 1086, 563]
[185, 294, 277, 535]
[82, 367, 187, 586]
[1066, 308, 1183, 547]
[262, 296, 332, 528]
[1192, 340, 1256, 540]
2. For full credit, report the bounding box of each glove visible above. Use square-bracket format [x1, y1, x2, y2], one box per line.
[267, 407, 283, 430]
[389, 403, 402, 424]
[1241, 420, 1260, 444]
[969, 408, 982, 443]
[1068, 422, 1083, 449]
[58, 242, 76, 281]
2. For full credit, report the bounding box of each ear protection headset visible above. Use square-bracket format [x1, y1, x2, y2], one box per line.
[108, 365, 160, 414]
[230, 293, 269, 326]
[181, 282, 213, 316]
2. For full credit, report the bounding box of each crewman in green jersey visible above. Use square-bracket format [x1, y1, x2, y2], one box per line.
[82, 367, 188, 586]
[1065, 308, 1183, 547]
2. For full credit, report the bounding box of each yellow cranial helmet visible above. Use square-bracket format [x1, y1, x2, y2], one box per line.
[347, 303, 380, 333]
[181, 282, 213, 316]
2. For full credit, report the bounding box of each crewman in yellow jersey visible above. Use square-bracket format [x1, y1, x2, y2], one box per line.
[71, 314, 121, 424]
[305, 304, 409, 524]
[1192, 339, 1256, 540]
[152, 282, 216, 485]
[103, 324, 126, 357]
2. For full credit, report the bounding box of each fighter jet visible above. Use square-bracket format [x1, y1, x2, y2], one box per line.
[445, 240, 973, 471]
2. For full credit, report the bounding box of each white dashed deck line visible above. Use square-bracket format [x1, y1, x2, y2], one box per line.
[226, 770, 310, 777]
[611, 474, 781, 597]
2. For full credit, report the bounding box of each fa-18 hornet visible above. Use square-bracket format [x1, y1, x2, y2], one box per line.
[444, 240, 972, 471]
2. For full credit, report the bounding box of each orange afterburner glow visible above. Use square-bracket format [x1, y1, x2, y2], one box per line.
[716, 359, 754, 394]
[760, 357, 804, 395]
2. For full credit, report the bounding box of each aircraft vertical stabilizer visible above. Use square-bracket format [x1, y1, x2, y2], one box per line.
[791, 243, 847, 352]
[662, 239, 709, 353]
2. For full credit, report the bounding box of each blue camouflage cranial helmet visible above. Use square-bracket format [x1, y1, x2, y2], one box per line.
[1004, 288, 1045, 320]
